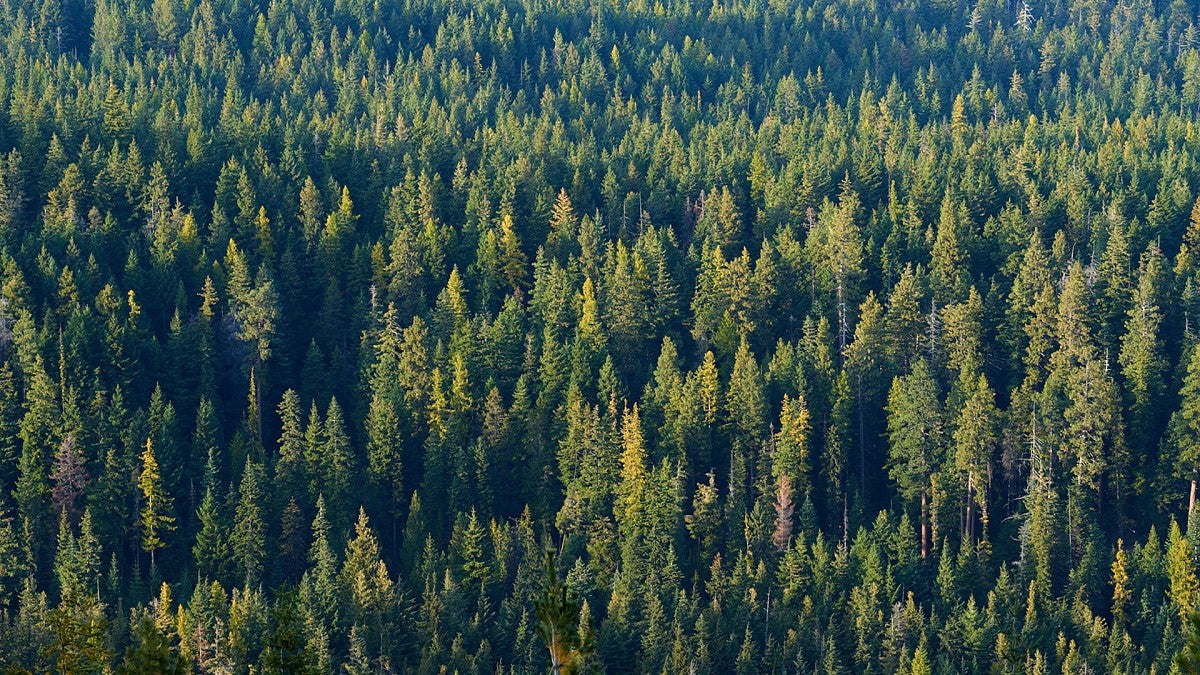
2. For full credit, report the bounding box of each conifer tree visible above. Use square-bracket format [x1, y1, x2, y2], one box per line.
[119, 612, 187, 675]
[47, 509, 108, 673]
[536, 550, 595, 675]
[321, 397, 353, 524]
[808, 181, 865, 356]
[774, 394, 812, 492]
[137, 438, 175, 568]
[1174, 344, 1200, 523]
[953, 374, 998, 547]
[342, 508, 394, 659]
[233, 460, 265, 586]
[275, 389, 306, 506]
[16, 356, 58, 561]
[1120, 246, 1167, 455]
[49, 434, 88, 527]
[304, 495, 342, 634]
[193, 486, 230, 584]
[365, 389, 403, 512]
[772, 472, 795, 551]
[887, 359, 943, 558]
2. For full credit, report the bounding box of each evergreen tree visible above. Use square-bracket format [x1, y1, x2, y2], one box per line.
[118, 613, 187, 675]
[193, 486, 231, 584]
[137, 438, 175, 568]
[953, 374, 998, 548]
[807, 182, 865, 356]
[233, 459, 266, 587]
[886, 359, 943, 558]
[536, 551, 595, 675]
[1119, 246, 1166, 456]
[1174, 344, 1200, 524]
[275, 389, 307, 506]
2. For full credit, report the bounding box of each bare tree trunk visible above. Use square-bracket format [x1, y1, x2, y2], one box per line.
[966, 473, 975, 547]
[549, 624, 563, 675]
[842, 489, 849, 549]
[837, 271, 847, 361]
[1190, 478, 1198, 531]
[920, 490, 929, 558]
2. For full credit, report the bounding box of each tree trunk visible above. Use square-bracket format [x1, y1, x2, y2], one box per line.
[920, 490, 929, 558]
[966, 473, 975, 547]
[842, 491, 849, 549]
[1190, 478, 1198, 531]
[837, 272, 847, 361]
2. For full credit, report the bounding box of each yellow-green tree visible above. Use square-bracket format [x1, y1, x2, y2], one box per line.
[137, 438, 174, 568]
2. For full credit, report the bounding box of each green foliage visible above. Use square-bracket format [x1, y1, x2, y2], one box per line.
[136, 439, 174, 566]
[536, 550, 595, 675]
[3, 0, 1200, 669]
[118, 613, 186, 675]
[1179, 610, 1200, 675]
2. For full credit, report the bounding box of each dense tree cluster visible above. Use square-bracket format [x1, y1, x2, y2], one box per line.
[3, 0, 1200, 670]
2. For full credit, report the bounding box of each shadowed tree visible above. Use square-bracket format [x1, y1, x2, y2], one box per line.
[537, 550, 595, 675]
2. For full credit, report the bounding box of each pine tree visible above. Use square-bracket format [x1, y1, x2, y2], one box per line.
[16, 355, 58, 564]
[233, 459, 266, 586]
[193, 487, 230, 584]
[845, 292, 893, 499]
[726, 339, 766, 512]
[807, 181, 865, 357]
[275, 389, 307, 506]
[886, 359, 943, 558]
[887, 266, 926, 371]
[556, 394, 618, 535]
[1119, 245, 1166, 455]
[546, 189, 578, 261]
[119, 613, 187, 674]
[138, 438, 175, 568]
[536, 550, 595, 675]
[303, 401, 325, 504]
[953, 374, 998, 547]
[342, 508, 395, 659]
[499, 213, 529, 292]
[774, 394, 812, 492]
[686, 472, 721, 562]
[192, 396, 219, 499]
[1047, 263, 1122, 530]
[930, 194, 971, 306]
[365, 389, 403, 512]
[261, 589, 316, 674]
[909, 644, 932, 675]
[0, 361, 21, 497]
[304, 495, 343, 634]
[605, 241, 651, 369]
[321, 397, 353, 525]
[614, 405, 649, 533]
[47, 510, 108, 673]
[0, 504, 23, 610]
[1111, 541, 1131, 628]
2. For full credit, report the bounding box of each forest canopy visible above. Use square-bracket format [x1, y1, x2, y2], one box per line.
[1, 0, 1200, 671]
